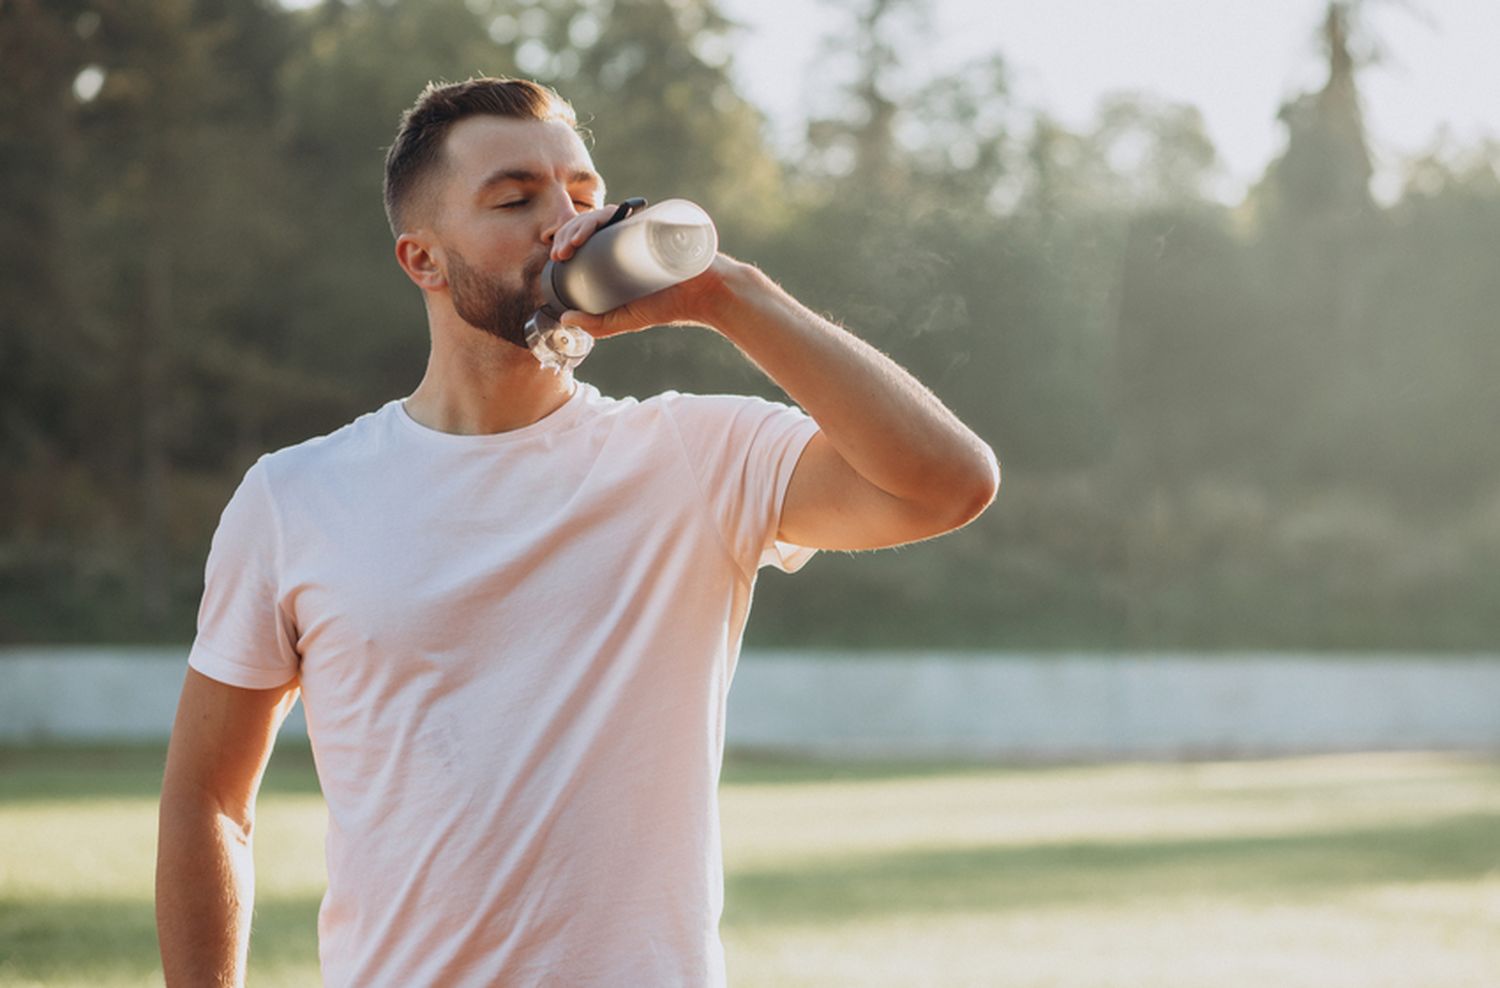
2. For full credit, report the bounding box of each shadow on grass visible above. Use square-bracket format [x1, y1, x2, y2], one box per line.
[721, 752, 1019, 787]
[724, 811, 1500, 927]
[0, 745, 978, 801]
[721, 752, 1500, 791]
[0, 893, 320, 984]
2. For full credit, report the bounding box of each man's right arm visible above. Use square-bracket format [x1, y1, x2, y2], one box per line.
[156, 667, 300, 987]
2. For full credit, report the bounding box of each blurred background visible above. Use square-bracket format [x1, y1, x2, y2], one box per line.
[3, 2, 1499, 986]
[3, 0, 1498, 652]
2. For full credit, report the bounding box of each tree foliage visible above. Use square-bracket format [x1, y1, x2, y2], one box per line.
[1, 0, 1495, 650]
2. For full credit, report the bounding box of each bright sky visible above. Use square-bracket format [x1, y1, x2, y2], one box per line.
[717, 0, 1500, 203]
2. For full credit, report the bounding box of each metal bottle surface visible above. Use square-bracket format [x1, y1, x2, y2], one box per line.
[541, 198, 718, 316]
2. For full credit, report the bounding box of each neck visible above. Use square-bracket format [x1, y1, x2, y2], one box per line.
[404, 318, 576, 436]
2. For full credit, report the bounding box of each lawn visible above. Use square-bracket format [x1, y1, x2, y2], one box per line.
[1, 745, 1497, 987]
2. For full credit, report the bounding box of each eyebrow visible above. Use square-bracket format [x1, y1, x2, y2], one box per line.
[475, 168, 605, 199]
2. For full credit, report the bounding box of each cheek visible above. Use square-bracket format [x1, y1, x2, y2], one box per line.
[477, 221, 539, 265]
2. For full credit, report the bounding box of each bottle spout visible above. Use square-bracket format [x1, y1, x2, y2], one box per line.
[524, 309, 594, 374]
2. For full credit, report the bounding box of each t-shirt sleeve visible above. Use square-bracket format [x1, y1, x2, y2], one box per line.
[660, 392, 821, 576]
[187, 456, 301, 689]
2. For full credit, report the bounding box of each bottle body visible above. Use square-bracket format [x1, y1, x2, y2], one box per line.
[541, 198, 717, 316]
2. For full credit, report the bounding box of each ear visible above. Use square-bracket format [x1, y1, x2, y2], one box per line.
[395, 232, 447, 291]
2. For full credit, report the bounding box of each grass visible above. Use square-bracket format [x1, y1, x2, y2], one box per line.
[1, 746, 1497, 987]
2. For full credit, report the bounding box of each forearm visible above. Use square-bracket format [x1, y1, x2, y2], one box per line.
[707, 260, 998, 507]
[156, 795, 256, 988]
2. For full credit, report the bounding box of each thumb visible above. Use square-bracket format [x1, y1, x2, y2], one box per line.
[558, 309, 602, 332]
[561, 307, 641, 339]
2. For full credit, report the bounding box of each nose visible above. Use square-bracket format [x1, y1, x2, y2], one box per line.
[540, 190, 582, 246]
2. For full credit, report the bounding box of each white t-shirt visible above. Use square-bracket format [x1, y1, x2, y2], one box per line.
[187, 382, 819, 987]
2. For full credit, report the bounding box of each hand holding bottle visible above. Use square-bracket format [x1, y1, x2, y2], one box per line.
[525, 198, 718, 371]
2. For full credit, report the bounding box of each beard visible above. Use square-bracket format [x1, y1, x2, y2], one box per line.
[446, 248, 547, 349]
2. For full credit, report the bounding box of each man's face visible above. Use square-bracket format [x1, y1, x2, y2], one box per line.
[444, 244, 549, 348]
[428, 116, 604, 347]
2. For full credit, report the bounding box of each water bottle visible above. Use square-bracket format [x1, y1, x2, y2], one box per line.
[524, 197, 718, 372]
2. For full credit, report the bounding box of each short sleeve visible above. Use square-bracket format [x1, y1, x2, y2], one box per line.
[187, 456, 301, 688]
[659, 392, 821, 577]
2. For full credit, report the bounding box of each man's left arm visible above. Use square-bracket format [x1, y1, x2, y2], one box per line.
[560, 255, 999, 551]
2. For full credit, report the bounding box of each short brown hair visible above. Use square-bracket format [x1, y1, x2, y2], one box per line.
[382, 77, 578, 236]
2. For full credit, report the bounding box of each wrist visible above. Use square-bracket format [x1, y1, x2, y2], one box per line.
[701, 256, 777, 341]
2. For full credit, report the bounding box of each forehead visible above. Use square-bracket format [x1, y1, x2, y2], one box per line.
[441, 116, 596, 189]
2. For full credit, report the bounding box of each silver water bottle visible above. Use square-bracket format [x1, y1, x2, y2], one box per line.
[524, 197, 719, 372]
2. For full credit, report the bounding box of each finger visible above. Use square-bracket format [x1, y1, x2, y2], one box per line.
[552, 219, 594, 260]
[551, 207, 616, 261]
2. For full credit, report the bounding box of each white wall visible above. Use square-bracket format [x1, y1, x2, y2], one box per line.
[726, 651, 1500, 759]
[2, 646, 1497, 759]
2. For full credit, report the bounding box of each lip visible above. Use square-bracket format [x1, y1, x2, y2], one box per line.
[524, 253, 552, 307]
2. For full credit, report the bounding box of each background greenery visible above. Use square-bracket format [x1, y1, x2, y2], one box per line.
[3, 0, 1497, 649]
[2, 745, 1497, 986]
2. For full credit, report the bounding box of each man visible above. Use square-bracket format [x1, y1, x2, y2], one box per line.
[156, 77, 997, 987]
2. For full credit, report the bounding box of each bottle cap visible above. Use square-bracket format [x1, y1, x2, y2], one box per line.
[523, 309, 594, 374]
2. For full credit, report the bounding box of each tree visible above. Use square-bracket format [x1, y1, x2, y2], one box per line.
[1245, 0, 1387, 492]
[0, 0, 316, 637]
[1259, 1, 1376, 226]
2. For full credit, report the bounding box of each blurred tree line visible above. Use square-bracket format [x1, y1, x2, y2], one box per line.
[2, 0, 1497, 650]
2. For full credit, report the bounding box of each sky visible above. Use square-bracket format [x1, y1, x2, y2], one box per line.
[715, 0, 1500, 204]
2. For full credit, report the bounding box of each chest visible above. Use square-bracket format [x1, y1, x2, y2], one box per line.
[275, 433, 737, 702]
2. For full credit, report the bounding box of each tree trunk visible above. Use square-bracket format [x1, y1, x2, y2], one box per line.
[140, 239, 173, 627]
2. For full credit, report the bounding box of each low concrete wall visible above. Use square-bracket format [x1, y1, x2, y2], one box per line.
[0, 646, 307, 743]
[2, 646, 1498, 758]
[727, 652, 1500, 759]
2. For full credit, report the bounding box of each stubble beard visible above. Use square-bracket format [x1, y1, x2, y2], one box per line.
[446, 249, 548, 349]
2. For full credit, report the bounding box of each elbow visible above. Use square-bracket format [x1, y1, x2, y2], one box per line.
[965, 443, 1001, 520]
[935, 443, 999, 533]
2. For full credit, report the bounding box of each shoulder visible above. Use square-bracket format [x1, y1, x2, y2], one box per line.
[573, 385, 774, 432]
[253, 401, 399, 490]
[638, 389, 800, 426]
[631, 391, 815, 461]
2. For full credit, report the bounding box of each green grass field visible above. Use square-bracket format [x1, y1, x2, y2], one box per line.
[1, 745, 1497, 987]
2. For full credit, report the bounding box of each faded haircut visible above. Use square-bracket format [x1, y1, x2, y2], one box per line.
[382, 76, 579, 236]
